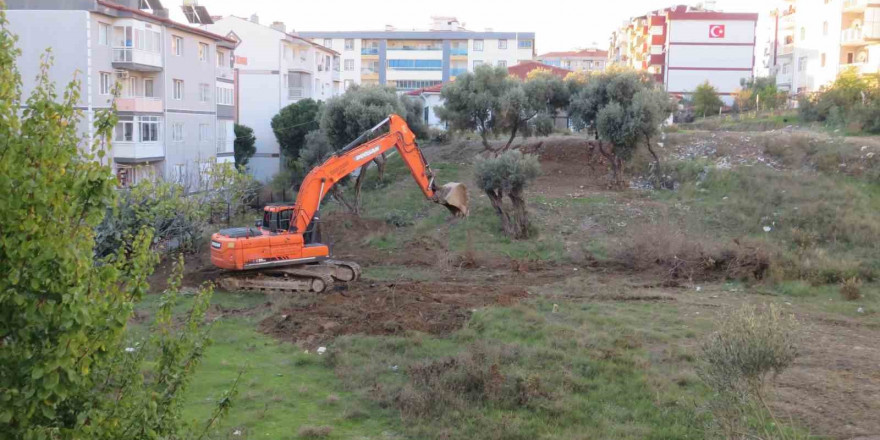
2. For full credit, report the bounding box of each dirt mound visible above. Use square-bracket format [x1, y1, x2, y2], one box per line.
[260, 281, 528, 347]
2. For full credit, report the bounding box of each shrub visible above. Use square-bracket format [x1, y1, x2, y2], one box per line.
[692, 81, 724, 117]
[698, 305, 800, 438]
[474, 150, 541, 238]
[840, 277, 862, 300]
[532, 113, 555, 137]
[297, 425, 334, 438]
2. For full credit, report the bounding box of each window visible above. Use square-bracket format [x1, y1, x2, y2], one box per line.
[497, 60, 507, 67]
[498, 39, 508, 49]
[782, 63, 790, 74]
[144, 79, 154, 98]
[217, 120, 228, 153]
[115, 116, 134, 142]
[199, 83, 211, 102]
[216, 85, 234, 105]
[323, 38, 332, 48]
[217, 50, 226, 67]
[140, 116, 159, 142]
[800, 27, 806, 41]
[174, 164, 186, 183]
[127, 77, 141, 97]
[344, 59, 354, 71]
[199, 43, 209, 62]
[344, 79, 353, 90]
[391, 80, 441, 91]
[821, 53, 826, 67]
[172, 122, 184, 142]
[173, 79, 184, 100]
[798, 56, 807, 72]
[100, 72, 112, 95]
[172, 36, 183, 56]
[344, 38, 354, 50]
[98, 23, 110, 46]
[199, 123, 210, 142]
[387, 59, 443, 70]
[518, 40, 533, 49]
[847, 52, 854, 64]
[823, 21, 829, 36]
[473, 39, 484, 51]
[473, 60, 484, 68]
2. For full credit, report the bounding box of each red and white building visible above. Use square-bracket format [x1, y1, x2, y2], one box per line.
[609, 5, 759, 105]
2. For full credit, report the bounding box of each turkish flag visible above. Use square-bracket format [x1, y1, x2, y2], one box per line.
[709, 24, 726, 38]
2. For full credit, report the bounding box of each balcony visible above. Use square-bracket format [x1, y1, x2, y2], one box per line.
[450, 67, 467, 77]
[112, 47, 162, 72]
[361, 48, 379, 55]
[450, 48, 468, 56]
[840, 62, 878, 75]
[840, 27, 877, 45]
[114, 142, 164, 161]
[216, 65, 234, 81]
[116, 97, 162, 113]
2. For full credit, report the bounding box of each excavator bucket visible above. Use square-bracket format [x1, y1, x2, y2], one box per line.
[435, 182, 469, 217]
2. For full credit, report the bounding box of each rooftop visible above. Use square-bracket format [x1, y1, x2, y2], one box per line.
[507, 61, 573, 80]
[538, 49, 608, 59]
[95, 0, 236, 44]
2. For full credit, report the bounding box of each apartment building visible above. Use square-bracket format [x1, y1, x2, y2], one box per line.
[608, 5, 758, 105]
[206, 15, 341, 182]
[765, 0, 880, 96]
[536, 49, 608, 72]
[298, 16, 536, 92]
[6, 0, 237, 186]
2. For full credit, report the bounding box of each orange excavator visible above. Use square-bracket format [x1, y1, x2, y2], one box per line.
[210, 114, 468, 293]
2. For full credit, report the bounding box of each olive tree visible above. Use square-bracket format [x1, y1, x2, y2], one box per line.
[569, 69, 672, 187]
[436, 65, 514, 152]
[318, 85, 406, 214]
[0, 14, 235, 438]
[438, 66, 569, 153]
[474, 150, 541, 239]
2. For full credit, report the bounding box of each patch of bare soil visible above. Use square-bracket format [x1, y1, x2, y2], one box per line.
[520, 138, 614, 196]
[260, 281, 528, 347]
[771, 313, 880, 439]
[674, 289, 880, 439]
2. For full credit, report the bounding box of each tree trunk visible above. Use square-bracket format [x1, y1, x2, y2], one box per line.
[508, 190, 531, 239]
[373, 153, 387, 181]
[645, 138, 670, 189]
[478, 119, 494, 152]
[595, 140, 620, 187]
[502, 120, 520, 152]
[330, 186, 357, 214]
[353, 163, 370, 215]
[485, 188, 513, 236]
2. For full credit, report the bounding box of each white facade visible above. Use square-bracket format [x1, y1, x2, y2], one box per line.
[206, 16, 341, 182]
[664, 14, 758, 105]
[766, 0, 880, 95]
[6, 0, 237, 187]
[299, 18, 535, 92]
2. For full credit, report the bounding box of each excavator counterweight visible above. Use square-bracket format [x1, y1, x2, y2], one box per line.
[210, 114, 467, 293]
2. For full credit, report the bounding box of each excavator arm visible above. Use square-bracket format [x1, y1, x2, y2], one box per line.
[291, 114, 467, 234]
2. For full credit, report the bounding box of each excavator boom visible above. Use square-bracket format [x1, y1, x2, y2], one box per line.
[210, 114, 467, 293]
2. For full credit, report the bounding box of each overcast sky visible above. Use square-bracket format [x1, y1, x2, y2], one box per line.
[174, 0, 770, 54]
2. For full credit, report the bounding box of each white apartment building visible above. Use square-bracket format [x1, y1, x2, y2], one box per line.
[298, 16, 536, 92]
[766, 0, 880, 95]
[6, 0, 237, 187]
[206, 15, 341, 182]
[536, 49, 608, 72]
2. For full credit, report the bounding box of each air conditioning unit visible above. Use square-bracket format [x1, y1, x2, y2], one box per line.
[115, 70, 129, 79]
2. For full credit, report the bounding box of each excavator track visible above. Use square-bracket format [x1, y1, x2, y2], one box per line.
[217, 260, 361, 294]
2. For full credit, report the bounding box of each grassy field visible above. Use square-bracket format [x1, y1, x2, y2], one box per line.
[133, 127, 880, 439]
